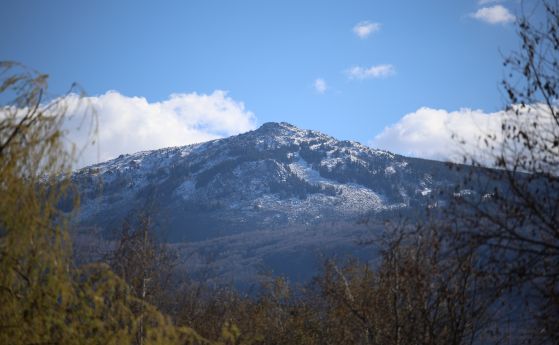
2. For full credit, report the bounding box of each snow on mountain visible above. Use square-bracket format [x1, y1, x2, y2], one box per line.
[71, 122, 469, 285]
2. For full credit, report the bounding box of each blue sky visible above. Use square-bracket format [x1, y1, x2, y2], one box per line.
[0, 0, 537, 165]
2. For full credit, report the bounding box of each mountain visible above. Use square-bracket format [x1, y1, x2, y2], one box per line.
[71, 122, 471, 286]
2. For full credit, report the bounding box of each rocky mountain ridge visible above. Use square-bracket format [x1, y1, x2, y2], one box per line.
[74, 122, 459, 240]
[71, 122, 470, 285]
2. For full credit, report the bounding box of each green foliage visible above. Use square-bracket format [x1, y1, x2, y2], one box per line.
[0, 62, 219, 345]
[0, 60, 80, 344]
[2, 3, 556, 342]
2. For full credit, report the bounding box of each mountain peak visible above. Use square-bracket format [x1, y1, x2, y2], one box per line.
[260, 121, 295, 128]
[243, 122, 311, 147]
[255, 122, 300, 134]
[71, 121, 474, 286]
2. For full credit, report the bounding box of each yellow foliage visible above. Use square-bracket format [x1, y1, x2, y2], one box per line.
[0, 62, 224, 345]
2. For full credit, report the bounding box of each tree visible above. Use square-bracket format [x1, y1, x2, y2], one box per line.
[108, 214, 178, 305]
[0, 62, 208, 345]
[450, 2, 559, 343]
[0, 61, 86, 344]
[316, 224, 495, 345]
[107, 213, 181, 344]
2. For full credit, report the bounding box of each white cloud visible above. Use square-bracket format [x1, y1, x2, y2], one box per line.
[346, 64, 395, 80]
[471, 5, 515, 24]
[353, 21, 381, 38]
[370, 105, 558, 169]
[61, 90, 257, 168]
[314, 78, 327, 94]
[370, 107, 506, 163]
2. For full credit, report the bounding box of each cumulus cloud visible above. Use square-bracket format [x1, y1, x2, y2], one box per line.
[471, 5, 515, 24]
[62, 90, 256, 168]
[353, 21, 381, 38]
[370, 105, 558, 169]
[370, 107, 506, 163]
[314, 78, 327, 94]
[346, 64, 395, 80]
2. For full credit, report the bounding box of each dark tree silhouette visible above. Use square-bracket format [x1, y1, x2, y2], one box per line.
[449, 3, 559, 343]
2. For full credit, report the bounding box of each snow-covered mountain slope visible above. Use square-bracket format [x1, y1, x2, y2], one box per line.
[72, 122, 465, 244]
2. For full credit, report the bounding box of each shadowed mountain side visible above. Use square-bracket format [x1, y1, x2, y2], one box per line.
[70, 122, 493, 285]
[72, 122, 472, 240]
